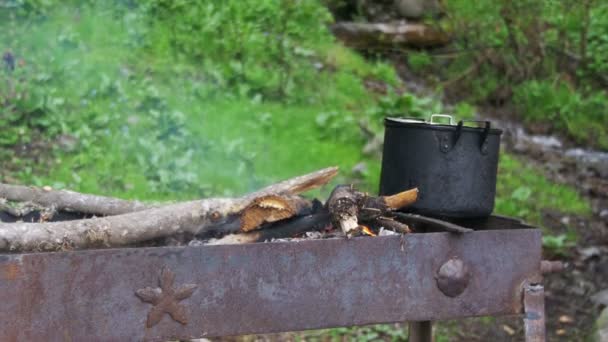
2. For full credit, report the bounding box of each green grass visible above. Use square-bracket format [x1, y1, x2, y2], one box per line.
[2, 2, 591, 218]
[495, 153, 591, 224]
[42, 98, 378, 201]
[2, 3, 592, 216]
[1, 2, 391, 201]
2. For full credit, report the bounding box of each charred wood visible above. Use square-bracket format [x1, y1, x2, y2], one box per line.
[209, 211, 331, 245]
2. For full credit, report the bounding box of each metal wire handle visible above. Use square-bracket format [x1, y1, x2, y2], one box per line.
[430, 114, 454, 125]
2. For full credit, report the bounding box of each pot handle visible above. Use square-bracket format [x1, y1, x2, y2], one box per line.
[455, 120, 491, 153]
[430, 114, 454, 125]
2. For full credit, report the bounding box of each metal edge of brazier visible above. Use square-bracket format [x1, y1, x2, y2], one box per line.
[0, 228, 542, 341]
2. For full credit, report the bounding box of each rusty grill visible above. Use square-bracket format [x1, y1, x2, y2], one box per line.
[0, 214, 553, 341]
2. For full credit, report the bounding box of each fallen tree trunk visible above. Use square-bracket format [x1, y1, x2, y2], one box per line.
[331, 22, 450, 50]
[0, 167, 338, 252]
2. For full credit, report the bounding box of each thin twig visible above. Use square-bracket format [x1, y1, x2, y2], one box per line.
[392, 212, 473, 234]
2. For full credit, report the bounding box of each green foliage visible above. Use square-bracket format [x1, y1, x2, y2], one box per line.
[441, 0, 608, 150]
[453, 102, 476, 119]
[407, 51, 433, 72]
[0, 63, 55, 146]
[1, 1, 405, 200]
[587, 5, 608, 75]
[139, 0, 333, 100]
[368, 92, 443, 120]
[513, 80, 608, 149]
[495, 153, 591, 224]
[542, 232, 577, 255]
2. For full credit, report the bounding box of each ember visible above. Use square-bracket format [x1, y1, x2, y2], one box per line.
[360, 225, 376, 236]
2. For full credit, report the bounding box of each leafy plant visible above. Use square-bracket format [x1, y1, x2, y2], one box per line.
[138, 0, 333, 100]
[407, 52, 433, 72]
[542, 233, 577, 256]
[513, 79, 608, 149]
[495, 153, 591, 224]
[439, 0, 608, 150]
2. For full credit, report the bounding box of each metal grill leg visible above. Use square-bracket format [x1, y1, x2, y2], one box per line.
[523, 284, 546, 342]
[408, 321, 432, 342]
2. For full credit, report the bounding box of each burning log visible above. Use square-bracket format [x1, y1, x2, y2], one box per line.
[363, 188, 419, 213]
[326, 185, 418, 237]
[210, 188, 420, 246]
[0, 167, 338, 252]
[326, 185, 361, 237]
[209, 210, 331, 245]
[240, 195, 312, 232]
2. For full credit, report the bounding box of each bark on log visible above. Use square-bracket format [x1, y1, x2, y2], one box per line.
[0, 199, 47, 218]
[0, 184, 150, 216]
[0, 167, 338, 252]
[331, 22, 450, 49]
[0, 167, 338, 217]
[325, 186, 418, 237]
[363, 188, 419, 213]
[326, 185, 362, 237]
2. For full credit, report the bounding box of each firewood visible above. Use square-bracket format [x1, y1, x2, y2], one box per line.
[240, 195, 311, 232]
[0, 184, 150, 216]
[0, 167, 338, 252]
[209, 211, 331, 245]
[382, 188, 419, 210]
[0, 167, 338, 217]
[325, 186, 418, 237]
[326, 185, 362, 237]
[0, 199, 47, 218]
[361, 188, 419, 213]
[374, 217, 412, 234]
[392, 212, 473, 234]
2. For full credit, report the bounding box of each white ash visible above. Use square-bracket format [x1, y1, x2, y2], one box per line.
[378, 227, 399, 236]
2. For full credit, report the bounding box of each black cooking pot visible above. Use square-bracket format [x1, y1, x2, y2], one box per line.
[379, 115, 503, 218]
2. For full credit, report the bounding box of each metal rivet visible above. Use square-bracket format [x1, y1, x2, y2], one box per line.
[436, 258, 470, 297]
[481, 142, 488, 155]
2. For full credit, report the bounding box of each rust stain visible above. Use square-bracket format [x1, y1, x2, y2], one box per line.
[1, 262, 21, 280]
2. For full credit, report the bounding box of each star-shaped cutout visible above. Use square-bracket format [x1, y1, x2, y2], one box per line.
[135, 267, 198, 327]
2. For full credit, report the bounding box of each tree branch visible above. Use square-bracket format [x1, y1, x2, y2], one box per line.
[0, 167, 338, 252]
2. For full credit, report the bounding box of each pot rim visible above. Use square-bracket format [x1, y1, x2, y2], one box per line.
[385, 117, 503, 135]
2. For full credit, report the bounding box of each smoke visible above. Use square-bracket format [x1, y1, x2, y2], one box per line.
[2, 1, 360, 199]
